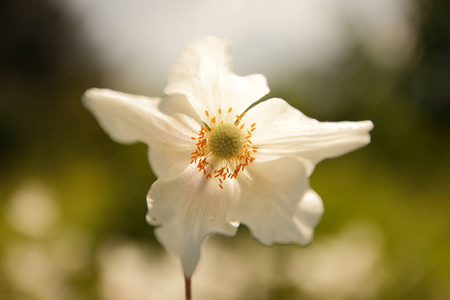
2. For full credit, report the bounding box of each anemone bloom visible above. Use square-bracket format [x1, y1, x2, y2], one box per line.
[83, 37, 373, 287]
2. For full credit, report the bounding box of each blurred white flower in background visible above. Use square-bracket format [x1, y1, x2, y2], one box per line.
[3, 237, 91, 300]
[194, 237, 276, 300]
[96, 223, 387, 300]
[98, 242, 184, 300]
[3, 237, 90, 300]
[4, 243, 64, 300]
[98, 239, 273, 300]
[3, 180, 92, 300]
[59, 0, 416, 92]
[97, 237, 279, 300]
[6, 180, 59, 238]
[285, 223, 386, 300]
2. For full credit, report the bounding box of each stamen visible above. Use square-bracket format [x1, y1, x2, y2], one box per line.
[190, 111, 257, 187]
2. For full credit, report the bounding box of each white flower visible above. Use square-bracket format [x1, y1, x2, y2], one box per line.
[83, 36, 373, 277]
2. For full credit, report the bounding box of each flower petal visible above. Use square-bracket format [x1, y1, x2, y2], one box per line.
[164, 36, 270, 117]
[83, 88, 201, 180]
[146, 165, 238, 276]
[244, 98, 374, 175]
[230, 157, 324, 246]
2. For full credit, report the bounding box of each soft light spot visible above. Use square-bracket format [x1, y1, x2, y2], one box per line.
[6, 180, 59, 238]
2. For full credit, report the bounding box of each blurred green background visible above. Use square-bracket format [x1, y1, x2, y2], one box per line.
[1, 0, 449, 299]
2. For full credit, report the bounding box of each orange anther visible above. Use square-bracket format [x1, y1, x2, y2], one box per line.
[228, 107, 232, 113]
[219, 108, 221, 114]
[190, 116, 257, 188]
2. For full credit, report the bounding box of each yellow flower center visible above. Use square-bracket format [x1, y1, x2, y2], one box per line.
[190, 108, 258, 189]
[208, 123, 245, 159]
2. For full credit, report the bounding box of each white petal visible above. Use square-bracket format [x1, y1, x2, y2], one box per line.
[244, 98, 374, 175]
[230, 157, 324, 246]
[146, 165, 238, 276]
[296, 189, 324, 235]
[164, 36, 269, 117]
[83, 88, 160, 144]
[83, 88, 201, 180]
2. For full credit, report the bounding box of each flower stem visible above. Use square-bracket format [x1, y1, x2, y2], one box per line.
[185, 276, 192, 300]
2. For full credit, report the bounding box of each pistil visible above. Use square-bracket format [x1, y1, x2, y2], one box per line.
[208, 123, 245, 159]
[190, 108, 259, 188]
